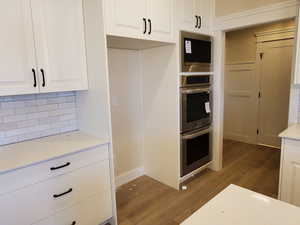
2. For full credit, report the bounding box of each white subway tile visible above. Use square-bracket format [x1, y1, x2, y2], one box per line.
[27, 112, 49, 120]
[0, 122, 18, 131]
[47, 97, 66, 104]
[51, 121, 70, 129]
[36, 99, 48, 106]
[5, 127, 34, 137]
[15, 106, 37, 115]
[60, 114, 76, 121]
[18, 120, 39, 128]
[0, 92, 77, 146]
[37, 104, 58, 112]
[0, 108, 15, 117]
[58, 102, 76, 109]
[1, 101, 26, 109]
[11, 95, 36, 101]
[57, 92, 75, 97]
[48, 108, 76, 117]
[3, 114, 27, 123]
[38, 116, 60, 125]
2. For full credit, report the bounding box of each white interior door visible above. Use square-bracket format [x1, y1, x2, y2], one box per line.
[0, 0, 39, 96]
[31, 0, 88, 93]
[224, 62, 259, 144]
[258, 39, 293, 148]
[147, 0, 174, 42]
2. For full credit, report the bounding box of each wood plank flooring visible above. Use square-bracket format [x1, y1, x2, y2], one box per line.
[116, 140, 281, 225]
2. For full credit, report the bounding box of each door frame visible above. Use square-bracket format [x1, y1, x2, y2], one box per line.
[211, 0, 299, 171]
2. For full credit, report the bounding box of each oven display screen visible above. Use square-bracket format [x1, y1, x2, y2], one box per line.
[186, 92, 209, 122]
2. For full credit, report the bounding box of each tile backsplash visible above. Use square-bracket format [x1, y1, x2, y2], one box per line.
[0, 92, 78, 146]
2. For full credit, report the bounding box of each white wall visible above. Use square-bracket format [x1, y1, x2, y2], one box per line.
[108, 49, 144, 177]
[141, 44, 180, 189]
[226, 19, 295, 63]
[215, 0, 290, 17]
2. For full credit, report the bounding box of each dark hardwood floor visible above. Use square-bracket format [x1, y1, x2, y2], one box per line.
[116, 140, 281, 225]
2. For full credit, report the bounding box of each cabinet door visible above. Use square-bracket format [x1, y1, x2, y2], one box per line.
[0, 0, 39, 96]
[31, 0, 88, 93]
[280, 140, 300, 206]
[195, 0, 212, 33]
[105, 0, 147, 39]
[146, 0, 174, 42]
[177, 0, 197, 33]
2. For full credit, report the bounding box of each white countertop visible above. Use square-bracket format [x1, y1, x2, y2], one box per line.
[181, 184, 300, 225]
[0, 131, 109, 174]
[279, 123, 300, 140]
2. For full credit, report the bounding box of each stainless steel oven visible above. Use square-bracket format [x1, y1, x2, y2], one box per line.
[181, 127, 211, 176]
[181, 31, 212, 73]
[181, 84, 212, 133]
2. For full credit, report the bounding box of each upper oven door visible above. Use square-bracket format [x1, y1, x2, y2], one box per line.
[181, 87, 211, 133]
[181, 34, 212, 73]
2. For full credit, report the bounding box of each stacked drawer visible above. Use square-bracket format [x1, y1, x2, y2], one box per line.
[0, 145, 112, 225]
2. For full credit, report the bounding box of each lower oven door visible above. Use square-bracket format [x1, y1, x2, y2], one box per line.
[181, 127, 211, 177]
[181, 87, 211, 133]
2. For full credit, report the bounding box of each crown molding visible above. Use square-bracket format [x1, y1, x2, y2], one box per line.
[214, 0, 299, 31]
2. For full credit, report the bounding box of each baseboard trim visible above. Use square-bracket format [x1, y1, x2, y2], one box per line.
[115, 167, 145, 188]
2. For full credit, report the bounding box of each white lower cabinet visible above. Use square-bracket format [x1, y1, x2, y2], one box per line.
[32, 192, 112, 225]
[0, 145, 112, 225]
[279, 139, 300, 206]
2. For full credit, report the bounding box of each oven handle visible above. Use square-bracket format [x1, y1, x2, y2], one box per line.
[181, 88, 210, 94]
[182, 127, 211, 140]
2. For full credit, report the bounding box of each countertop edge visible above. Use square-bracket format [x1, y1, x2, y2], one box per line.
[0, 131, 110, 175]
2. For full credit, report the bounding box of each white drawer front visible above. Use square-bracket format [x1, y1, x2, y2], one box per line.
[33, 191, 112, 225]
[0, 160, 111, 225]
[0, 145, 108, 195]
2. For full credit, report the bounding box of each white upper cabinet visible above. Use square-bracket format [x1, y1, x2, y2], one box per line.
[146, 0, 174, 42]
[0, 0, 39, 96]
[177, 0, 212, 34]
[31, 0, 88, 93]
[105, 0, 147, 40]
[105, 0, 175, 43]
[0, 0, 88, 96]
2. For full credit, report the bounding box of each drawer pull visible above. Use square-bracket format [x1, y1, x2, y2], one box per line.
[71, 221, 76, 225]
[53, 188, 73, 198]
[50, 162, 71, 171]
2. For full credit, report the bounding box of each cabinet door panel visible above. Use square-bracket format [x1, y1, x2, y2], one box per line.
[281, 140, 300, 207]
[147, 0, 174, 42]
[178, 0, 196, 32]
[32, 0, 88, 93]
[106, 0, 147, 39]
[0, 0, 38, 96]
[195, 0, 212, 32]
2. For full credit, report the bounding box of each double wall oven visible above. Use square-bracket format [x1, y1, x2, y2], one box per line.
[180, 32, 213, 177]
